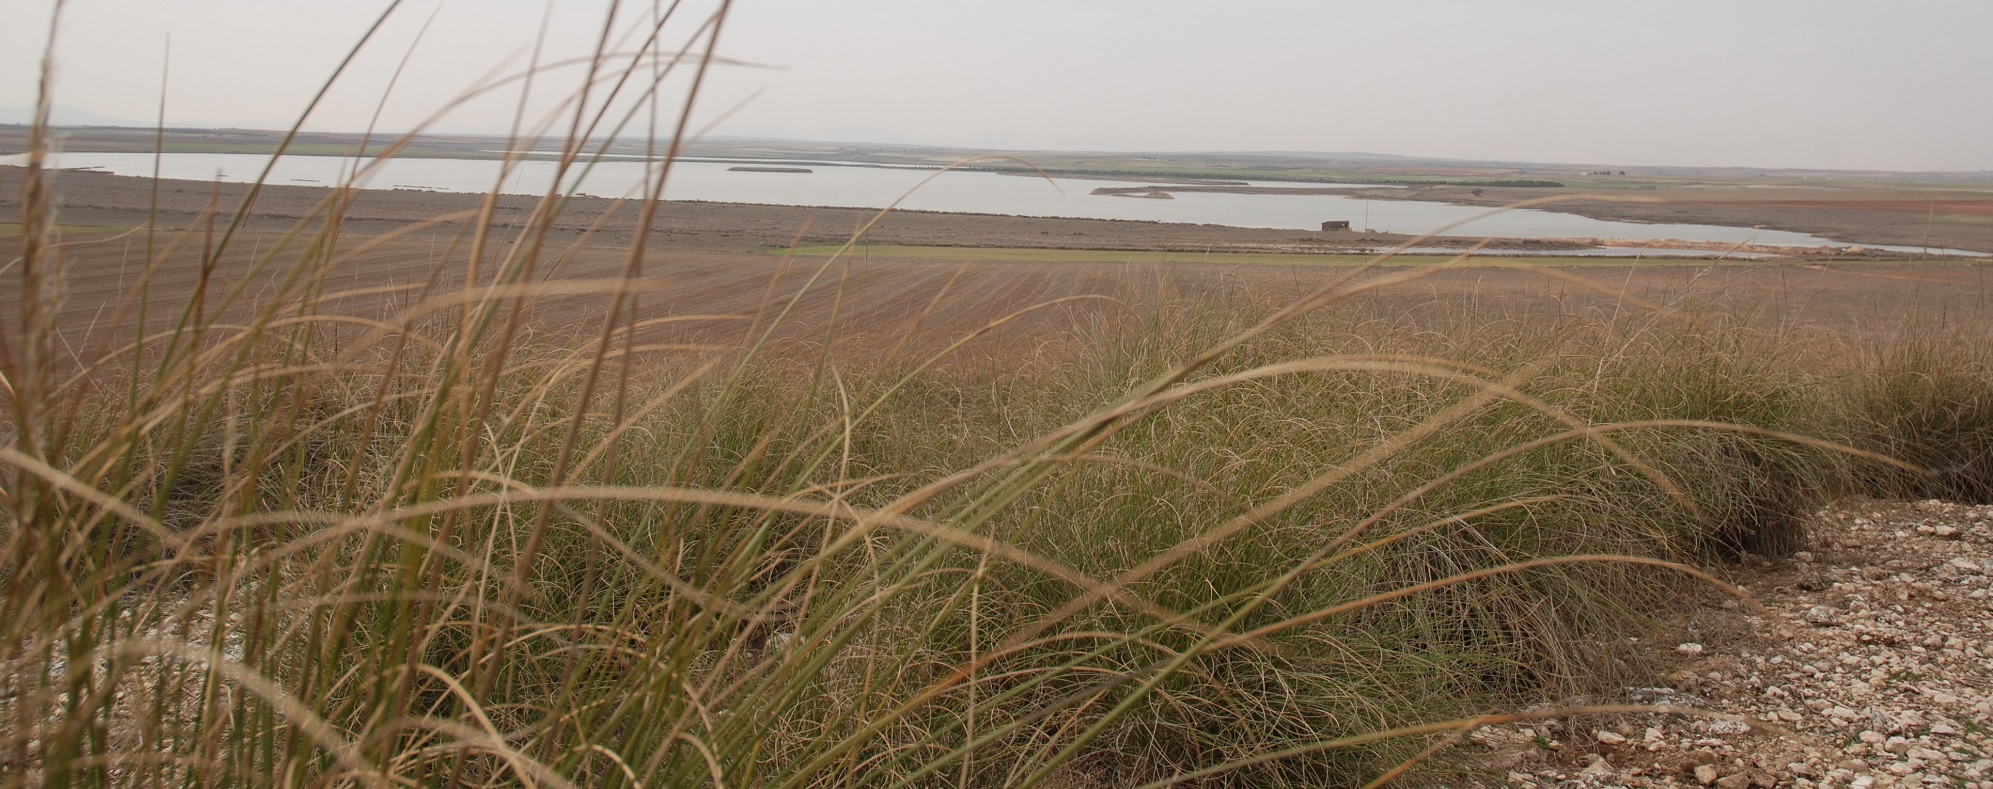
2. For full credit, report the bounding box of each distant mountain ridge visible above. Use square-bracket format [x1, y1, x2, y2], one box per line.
[0, 105, 323, 133]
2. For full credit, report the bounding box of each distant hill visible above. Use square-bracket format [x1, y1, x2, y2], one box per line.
[0, 105, 324, 133]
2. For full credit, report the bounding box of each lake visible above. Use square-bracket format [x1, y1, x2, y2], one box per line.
[8, 151, 1979, 256]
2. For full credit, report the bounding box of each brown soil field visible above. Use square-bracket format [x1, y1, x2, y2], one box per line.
[1347, 185, 1993, 254]
[0, 167, 1580, 256]
[1684, 199, 1993, 217]
[7, 169, 1993, 366]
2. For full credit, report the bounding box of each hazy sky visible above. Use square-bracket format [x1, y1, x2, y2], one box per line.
[6, 1, 1990, 171]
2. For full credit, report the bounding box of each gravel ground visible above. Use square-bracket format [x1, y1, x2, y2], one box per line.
[1475, 499, 1993, 789]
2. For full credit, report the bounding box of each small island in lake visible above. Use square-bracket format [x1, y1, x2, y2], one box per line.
[1093, 187, 1174, 200]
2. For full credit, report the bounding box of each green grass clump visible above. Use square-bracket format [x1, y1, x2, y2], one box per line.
[0, 169, 1878, 786]
[1846, 331, 1993, 504]
[3, 284, 1854, 786]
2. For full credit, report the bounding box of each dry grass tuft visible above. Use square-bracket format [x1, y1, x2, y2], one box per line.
[3, 3, 1987, 786]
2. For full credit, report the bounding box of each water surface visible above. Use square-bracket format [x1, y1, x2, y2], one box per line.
[13, 151, 1981, 256]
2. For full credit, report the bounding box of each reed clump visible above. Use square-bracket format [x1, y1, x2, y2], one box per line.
[1844, 330, 1993, 504]
[1, 262, 1908, 786]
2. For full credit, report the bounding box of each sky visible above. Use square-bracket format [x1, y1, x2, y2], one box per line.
[4, 0, 1990, 172]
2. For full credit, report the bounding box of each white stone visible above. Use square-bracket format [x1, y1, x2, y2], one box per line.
[1708, 719, 1753, 735]
[1584, 756, 1616, 778]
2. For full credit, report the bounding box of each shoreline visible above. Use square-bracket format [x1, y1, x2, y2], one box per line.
[7, 124, 1989, 255]
[4, 166, 1978, 262]
[1341, 184, 1993, 255]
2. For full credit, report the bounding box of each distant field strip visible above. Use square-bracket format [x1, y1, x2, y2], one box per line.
[783, 244, 1781, 268]
[0, 223, 131, 236]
